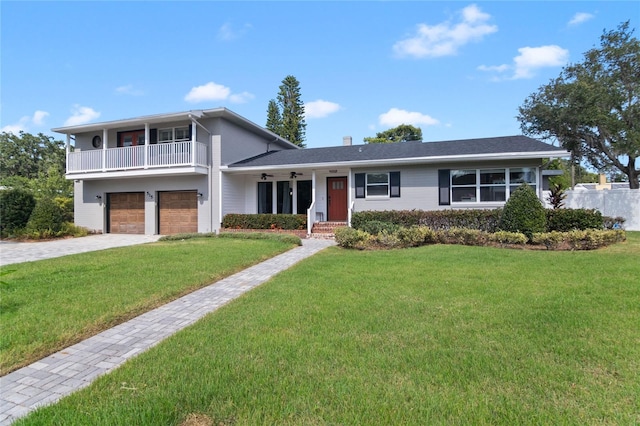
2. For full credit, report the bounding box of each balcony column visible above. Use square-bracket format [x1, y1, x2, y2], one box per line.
[144, 123, 149, 169]
[102, 128, 108, 172]
[191, 121, 196, 166]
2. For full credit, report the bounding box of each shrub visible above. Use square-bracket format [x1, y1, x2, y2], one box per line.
[489, 231, 528, 245]
[396, 226, 438, 247]
[359, 220, 400, 235]
[531, 231, 566, 250]
[25, 197, 66, 235]
[566, 229, 626, 250]
[351, 209, 501, 232]
[440, 228, 488, 246]
[0, 188, 36, 236]
[334, 227, 370, 249]
[375, 229, 402, 249]
[546, 208, 604, 232]
[222, 214, 306, 230]
[498, 184, 547, 241]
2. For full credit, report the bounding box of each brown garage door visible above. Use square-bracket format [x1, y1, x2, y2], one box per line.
[159, 191, 197, 235]
[108, 192, 145, 234]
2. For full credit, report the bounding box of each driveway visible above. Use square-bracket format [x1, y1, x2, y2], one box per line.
[0, 234, 162, 266]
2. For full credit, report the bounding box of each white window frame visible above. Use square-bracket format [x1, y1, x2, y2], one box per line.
[366, 172, 390, 198]
[450, 167, 537, 204]
[158, 126, 190, 143]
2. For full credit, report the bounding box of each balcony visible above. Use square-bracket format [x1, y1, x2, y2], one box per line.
[66, 141, 209, 179]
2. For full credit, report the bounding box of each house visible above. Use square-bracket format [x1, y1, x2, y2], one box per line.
[53, 107, 569, 236]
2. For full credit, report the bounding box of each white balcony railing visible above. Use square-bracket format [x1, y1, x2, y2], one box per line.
[67, 141, 208, 173]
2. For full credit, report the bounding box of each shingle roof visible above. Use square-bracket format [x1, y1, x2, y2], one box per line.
[228, 135, 567, 168]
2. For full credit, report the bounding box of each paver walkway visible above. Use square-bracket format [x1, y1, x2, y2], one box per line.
[0, 238, 336, 425]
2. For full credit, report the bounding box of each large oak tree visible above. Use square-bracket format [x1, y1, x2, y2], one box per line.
[363, 124, 423, 144]
[518, 22, 639, 188]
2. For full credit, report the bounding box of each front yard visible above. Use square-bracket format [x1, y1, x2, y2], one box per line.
[0, 236, 298, 375]
[13, 233, 640, 425]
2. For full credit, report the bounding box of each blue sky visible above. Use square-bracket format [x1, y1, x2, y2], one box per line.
[1, 1, 637, 148]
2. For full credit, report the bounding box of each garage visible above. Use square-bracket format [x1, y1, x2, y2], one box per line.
[159, 191, 198, 235]
[108, 192, 145, 234]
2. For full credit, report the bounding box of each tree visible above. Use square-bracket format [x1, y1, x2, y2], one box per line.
[518, 22, 640, 189]
[265, 75, 306, 147]
[363, 124, 423, 144]
[0, 132, 66, 181]
[265, 99, 282, 137]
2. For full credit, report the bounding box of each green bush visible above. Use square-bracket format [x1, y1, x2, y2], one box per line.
[546, 208, 604, 231]
[396, 226, 438, 247]
[566, 229, 626, 250]
[0, 188, 36, 236]
[531, 231, 566, 250]
[25, 197, 66, 235]
[440, 228, 488, 246]
[498, 184, 547, 241]
[488, 231, 528, 245]
[351, 209, 501, 232]
[359, 220, 400, 235]
[334, 227, 370, 249]
[222, 214, 306, 230]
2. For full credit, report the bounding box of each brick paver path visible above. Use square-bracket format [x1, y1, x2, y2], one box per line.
[0, 238, 335, 425]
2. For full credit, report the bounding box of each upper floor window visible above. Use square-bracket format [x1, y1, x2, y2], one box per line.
[158, 126, 191, 143]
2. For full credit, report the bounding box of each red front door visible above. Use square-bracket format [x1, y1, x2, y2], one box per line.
[119, 130, 145, 147]
[327, 177, 347, 221]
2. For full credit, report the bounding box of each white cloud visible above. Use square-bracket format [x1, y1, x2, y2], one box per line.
[32, 110, 49, 126]
[393, 4, 497, 58]
[1, 110, 50, 133]
[379, 108, 439, 127]
[64, 105, 100, 126]
[184, 82, 231, 103]
[569, 12, 594, 26]
[229, 91, 255, 104]
[479, 45, 569, 80]
[477, 64, 509, 73]
[513, 45, 569, 79]
[184, 81, 254, 104]
[116, 84, 144, 96]
[305, 100, 341, 119]
[217, 22, 252, 41]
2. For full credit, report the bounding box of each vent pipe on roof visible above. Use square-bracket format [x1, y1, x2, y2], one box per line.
[343, 136, 352, 146]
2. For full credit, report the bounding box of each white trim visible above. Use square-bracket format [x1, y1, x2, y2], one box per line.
[65, 166, 208, 180]
[220, 150, 568, 173]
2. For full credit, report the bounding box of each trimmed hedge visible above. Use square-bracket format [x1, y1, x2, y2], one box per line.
[498, 184, 547, 240]
[222, 214, 307, 230]
[546, 208, 604, 231]
[351, 209, 502, 233]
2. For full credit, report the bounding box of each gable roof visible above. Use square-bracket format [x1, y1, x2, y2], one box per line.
[226, 135, 568, 170]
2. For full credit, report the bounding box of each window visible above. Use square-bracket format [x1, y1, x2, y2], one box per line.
[441, 168, 538, 204]
[355, 172, 401, 199]
[257, 182, 272, 213]
[158, 126, 192, 143]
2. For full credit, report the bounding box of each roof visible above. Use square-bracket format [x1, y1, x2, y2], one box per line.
[226, 135, 569, 170]
[52, 107, 298, 150]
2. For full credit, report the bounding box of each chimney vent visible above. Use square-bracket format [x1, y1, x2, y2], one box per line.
[343, 136, 352, 146]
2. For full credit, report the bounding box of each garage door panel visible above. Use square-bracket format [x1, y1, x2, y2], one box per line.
[159, 191, 197, 235]
[109, 193, 144, 234]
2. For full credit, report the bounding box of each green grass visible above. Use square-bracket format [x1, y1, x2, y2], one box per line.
[0, 237, 297, 375]
[14, 233, 640, 425]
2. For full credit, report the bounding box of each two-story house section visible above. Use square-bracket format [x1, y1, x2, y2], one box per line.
[54, 108, 568, 236]
[54, 108, 298, 235]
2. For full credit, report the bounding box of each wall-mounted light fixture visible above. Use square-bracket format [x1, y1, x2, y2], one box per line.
[146, 191, 154, 200]
[197, 192, 203, 198]
[95, 195, 102, 201]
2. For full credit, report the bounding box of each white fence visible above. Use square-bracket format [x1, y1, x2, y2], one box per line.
[563, 189, 640, 231]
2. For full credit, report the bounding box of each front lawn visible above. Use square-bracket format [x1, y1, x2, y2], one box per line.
[16, 233, 640, 425]
[0, 237, 297, 375]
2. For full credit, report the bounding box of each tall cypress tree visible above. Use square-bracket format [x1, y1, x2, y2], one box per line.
[266, 75, 306, 148]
